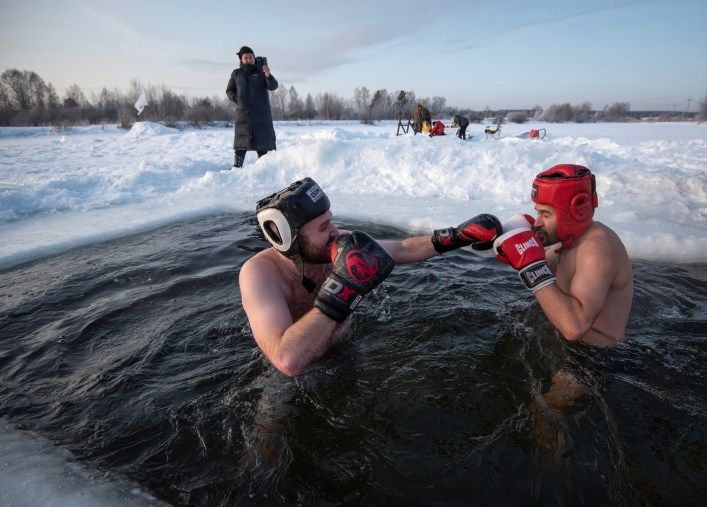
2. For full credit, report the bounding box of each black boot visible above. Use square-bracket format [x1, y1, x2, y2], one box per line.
[233, 152, 245, 169]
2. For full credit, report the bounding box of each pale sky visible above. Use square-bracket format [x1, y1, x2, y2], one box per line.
[1, 0, 705, 110]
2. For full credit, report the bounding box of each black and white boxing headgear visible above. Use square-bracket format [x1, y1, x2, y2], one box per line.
[255, 177, 330, 259]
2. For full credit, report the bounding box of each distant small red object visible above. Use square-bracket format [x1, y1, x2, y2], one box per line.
[429, 121, 446, 137]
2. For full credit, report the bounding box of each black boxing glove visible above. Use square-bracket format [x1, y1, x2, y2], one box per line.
[315, 231, 395, 322]
[431, 213, 502, 253]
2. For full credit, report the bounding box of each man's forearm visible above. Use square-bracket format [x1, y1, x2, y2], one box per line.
[275, 308, 339, 376]
[535, 285, 595, 341]
[383, 235, 438, 264]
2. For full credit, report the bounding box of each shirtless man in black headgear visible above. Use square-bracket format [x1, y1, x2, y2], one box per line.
[240, 177, 502, 376]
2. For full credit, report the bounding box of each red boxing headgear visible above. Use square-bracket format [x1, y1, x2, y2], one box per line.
[531, 164, 598, 250]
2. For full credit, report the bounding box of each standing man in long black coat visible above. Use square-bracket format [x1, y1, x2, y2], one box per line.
[226, 46, 279, 169]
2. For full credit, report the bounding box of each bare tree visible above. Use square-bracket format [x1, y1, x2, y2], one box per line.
[353, 86, 371, 122]
[0, 82, 9, 109]
[573, 102, 592, 122]
[429, 96, 447, 117]
[270, 86, 288, 120]
[507, 111, 528, 123]
[402, 90, 416, 119]
[46, 84, 60, 109]
[1, 69, 35, 110]
[288, 86, 303, 119]
[317, 92, 346, 120]
[159, 86, 187, 123]
[542, 103, 574, 122]
[63, 84, 88, 108]
[370, 89, 390, 120]
[697, 92, 707, 122]
[304, 93, 317, 119]
[531, 105, 543, 120]
[96, 87, 121, 120]
[598, 102, 630, 122]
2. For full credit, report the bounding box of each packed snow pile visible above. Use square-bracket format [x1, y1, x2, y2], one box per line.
[0, 120, 705, 268]
[123, 121, 180, 139]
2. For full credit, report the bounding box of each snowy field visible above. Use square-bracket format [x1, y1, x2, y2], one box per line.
[1, 120, 706, 269]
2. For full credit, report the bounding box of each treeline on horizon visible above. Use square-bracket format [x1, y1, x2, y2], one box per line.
[1, 69, 704, 128]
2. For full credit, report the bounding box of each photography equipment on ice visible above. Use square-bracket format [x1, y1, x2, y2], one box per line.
[395, 91, 412, 136]
[395, 91, 408, 117]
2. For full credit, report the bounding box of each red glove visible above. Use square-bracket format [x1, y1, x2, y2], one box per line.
[315, 231, 395, 322]
[431, 214, 502, 253]
[493, 228, 555, 292]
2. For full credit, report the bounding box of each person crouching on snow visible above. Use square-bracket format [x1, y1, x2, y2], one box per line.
[450, 114, 469, 140]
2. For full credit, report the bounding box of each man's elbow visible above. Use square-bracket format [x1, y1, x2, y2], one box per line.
[559, 322, 591, 342]
[272, 354, 304, 377]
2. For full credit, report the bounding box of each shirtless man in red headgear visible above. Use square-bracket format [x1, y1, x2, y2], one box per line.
[493, 164, 633, 347]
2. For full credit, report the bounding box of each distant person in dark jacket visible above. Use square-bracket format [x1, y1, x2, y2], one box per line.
[226, 45, 279, 169]
[450, 114, 470, 140]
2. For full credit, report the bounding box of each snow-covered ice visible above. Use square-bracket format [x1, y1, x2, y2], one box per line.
[0, 120, 705, 269]
[0, 419, 164, 506]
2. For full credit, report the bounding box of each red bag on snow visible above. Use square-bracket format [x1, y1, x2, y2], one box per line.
[429, 121, 446, 137]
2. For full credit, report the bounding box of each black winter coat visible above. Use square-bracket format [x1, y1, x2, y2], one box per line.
[226, 64, 279, 151]
[451, 114, 469, 128]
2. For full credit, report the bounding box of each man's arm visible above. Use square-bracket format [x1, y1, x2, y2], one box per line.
[378, 235, 438, 264]
[226, 73, 237, 103]
[534, 240, 616, 341]
[240, 258, 343, 377]
[261, 65, 278, 91]
[380, 213, 502, 264]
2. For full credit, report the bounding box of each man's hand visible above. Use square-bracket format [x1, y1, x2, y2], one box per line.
[494, 228, 555, 292]
[315, 231, 395, 322]
[262, 64, 271, 77]
[432, 214, 502, 253]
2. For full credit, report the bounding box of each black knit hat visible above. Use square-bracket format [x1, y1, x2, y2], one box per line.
[237, 46, 254, 58]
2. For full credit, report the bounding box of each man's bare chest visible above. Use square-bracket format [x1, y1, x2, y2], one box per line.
[284, 267, 330, 321]
[554, 253, 577, 292]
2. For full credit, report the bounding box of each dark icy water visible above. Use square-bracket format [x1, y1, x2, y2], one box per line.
[1, 213, 705, 506]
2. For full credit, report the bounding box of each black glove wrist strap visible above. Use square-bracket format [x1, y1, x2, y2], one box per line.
[314, 275, 362, 322]
[518, 261, 556, 292]
[314, 298, 349, 322]
[431, 227, 460, 254]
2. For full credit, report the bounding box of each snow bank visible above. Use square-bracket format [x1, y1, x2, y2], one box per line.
[123, 121, 180, 139]
[0, 420, 164, 506]
[0, 121, 705, 268]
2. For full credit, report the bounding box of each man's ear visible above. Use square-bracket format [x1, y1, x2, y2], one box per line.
[265, 222, 282, 243]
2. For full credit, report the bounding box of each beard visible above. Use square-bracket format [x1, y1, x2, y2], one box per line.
[535, 227, 557, 247]
[299, 235, 335, 264]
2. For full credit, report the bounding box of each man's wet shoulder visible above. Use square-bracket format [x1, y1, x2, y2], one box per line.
[241, 249, 280, 279]
[577, 222, 622, 250]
